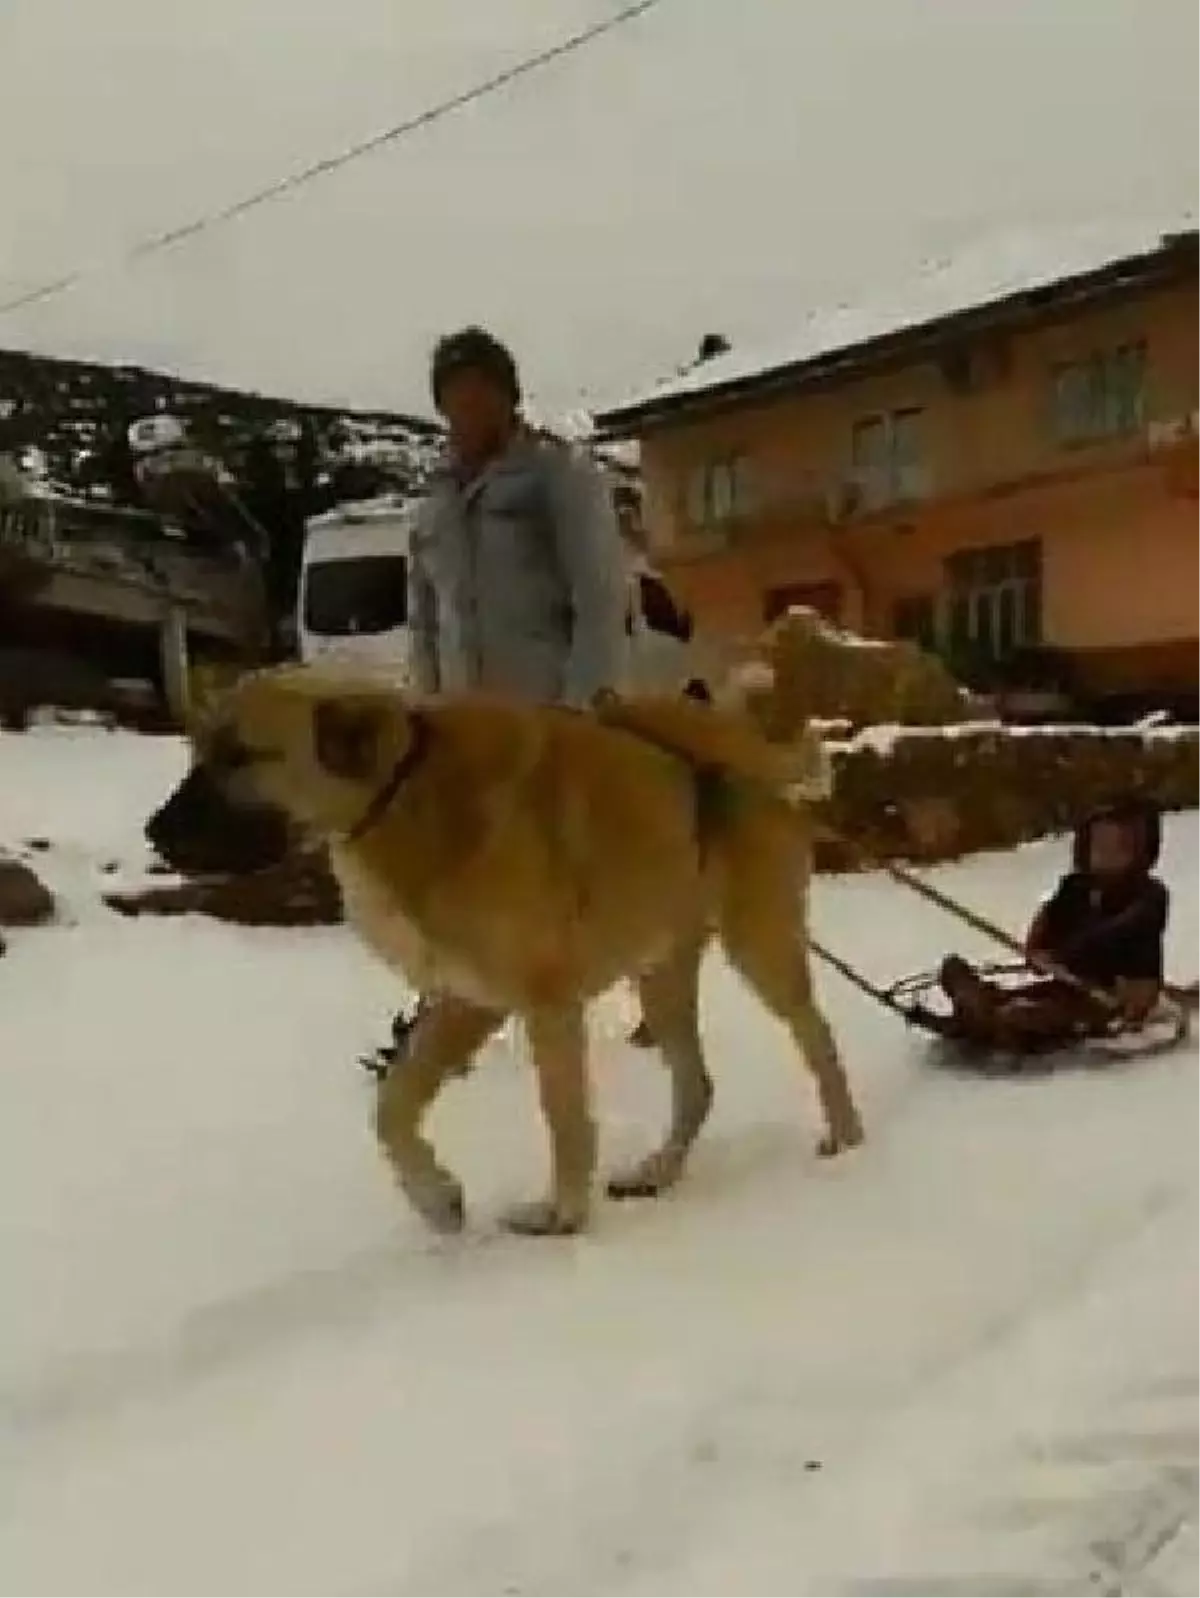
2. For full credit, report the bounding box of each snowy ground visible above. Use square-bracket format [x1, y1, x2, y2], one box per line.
[2, 724, 1197, 1598]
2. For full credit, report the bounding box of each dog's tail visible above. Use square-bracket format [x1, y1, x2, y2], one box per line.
[594, 694, 832, 800]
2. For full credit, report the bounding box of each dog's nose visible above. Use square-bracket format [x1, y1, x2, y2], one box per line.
[144, 793, 179, 849]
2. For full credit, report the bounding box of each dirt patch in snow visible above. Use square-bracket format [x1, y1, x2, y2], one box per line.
[0, 854, 56, 929]
[104, 851, 342, 928]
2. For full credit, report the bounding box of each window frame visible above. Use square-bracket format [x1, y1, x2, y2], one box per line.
[1051, 340, 1147, 447]
[681, 453, 754, 530]
[849, 406, 929, 509]
[940, 538, 1042, 665]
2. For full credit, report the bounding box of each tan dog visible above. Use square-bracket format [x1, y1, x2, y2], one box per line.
[165, 666, 863, 1237]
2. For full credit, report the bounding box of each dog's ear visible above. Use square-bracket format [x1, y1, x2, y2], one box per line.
[312, 696, 386, 781]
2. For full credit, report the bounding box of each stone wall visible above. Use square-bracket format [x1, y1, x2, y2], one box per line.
[728, 606, 975, 737]
[111, 722, 1198, 927]
[815, 722, 1198, 869]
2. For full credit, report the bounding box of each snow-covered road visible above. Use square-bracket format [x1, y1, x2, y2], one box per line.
[2, 725, 1196, 1596]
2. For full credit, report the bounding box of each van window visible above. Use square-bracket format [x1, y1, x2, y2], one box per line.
[303, 555, 408, 637]
[636, 572, 693, 641]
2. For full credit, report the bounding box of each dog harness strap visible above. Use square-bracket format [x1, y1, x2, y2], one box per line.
[346, 712, 434, 843]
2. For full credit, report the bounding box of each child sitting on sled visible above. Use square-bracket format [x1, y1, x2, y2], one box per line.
[932, 799, 1169, 1054]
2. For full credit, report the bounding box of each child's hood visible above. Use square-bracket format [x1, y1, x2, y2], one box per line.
[1072, 798, 1162, 872]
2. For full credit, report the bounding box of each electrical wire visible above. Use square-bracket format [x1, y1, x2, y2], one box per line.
[0, 0, 666, 319]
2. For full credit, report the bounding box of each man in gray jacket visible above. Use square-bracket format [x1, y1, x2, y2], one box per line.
[367, 327, 629, 1075]
[409, 325, 628, 706]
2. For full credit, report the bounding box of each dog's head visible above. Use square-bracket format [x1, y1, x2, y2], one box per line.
[145, 665, 414, 876]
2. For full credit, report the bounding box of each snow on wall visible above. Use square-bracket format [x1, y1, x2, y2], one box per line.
[822, 717, 1200, 759]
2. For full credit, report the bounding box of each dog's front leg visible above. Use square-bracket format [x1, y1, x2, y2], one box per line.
[609, 937, 713, 1200]
[375, 994, 503, 1233]
[505, 1004, 595, 1236]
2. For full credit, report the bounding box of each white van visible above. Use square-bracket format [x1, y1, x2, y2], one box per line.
[296, 494, 703, 691]
[296, 495, 417, 676]
[625, 553, 709, 692]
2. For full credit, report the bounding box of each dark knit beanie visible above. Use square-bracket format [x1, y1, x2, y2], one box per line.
[430, 327, 521, 410]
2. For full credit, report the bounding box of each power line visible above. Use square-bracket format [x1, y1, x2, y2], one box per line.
[0, 0, 665, 320]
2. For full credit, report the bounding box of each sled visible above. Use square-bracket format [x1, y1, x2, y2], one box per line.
[884, 959, 1195, 1070]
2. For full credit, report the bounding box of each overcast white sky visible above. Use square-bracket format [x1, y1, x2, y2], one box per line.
[0, 0, 1195, 421]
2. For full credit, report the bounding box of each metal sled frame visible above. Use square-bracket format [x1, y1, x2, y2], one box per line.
[882, 958, 1195, 1061]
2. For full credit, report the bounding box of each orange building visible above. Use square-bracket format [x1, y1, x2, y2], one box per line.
[595, 223, 1198, 714]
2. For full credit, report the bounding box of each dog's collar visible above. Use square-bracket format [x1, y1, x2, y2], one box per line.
[345, 712, 433, 843]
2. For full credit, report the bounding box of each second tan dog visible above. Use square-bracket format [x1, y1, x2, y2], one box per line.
[163, 667, 863, 1237]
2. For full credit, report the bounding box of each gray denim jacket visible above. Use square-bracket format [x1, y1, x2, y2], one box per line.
[408, 433, 628, 706]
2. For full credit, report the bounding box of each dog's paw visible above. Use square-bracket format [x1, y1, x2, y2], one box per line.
[400, 1173, 466, 1234]
[501, 1198, 587, 1237]
[607, 1173, 661, 1201]
[816, 1120, 864, 1159]
[607, 1149, 685, 1200]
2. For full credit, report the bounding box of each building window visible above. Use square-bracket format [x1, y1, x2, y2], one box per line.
[1051, 341, 1146, 445]
[763, 582, 842, 625]
[893, 594, 937, 651]
[850, 407, 929, 509]
[942, 539, 1041, 663]
[683, 455, 754, 529]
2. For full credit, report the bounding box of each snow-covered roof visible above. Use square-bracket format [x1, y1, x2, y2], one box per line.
[305, 491, 421, 532]
[338, 437, 416, 466]
[598, 216, 1197, 427]
[521, 403, 596, 444]
[593, 437, 640, 471]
